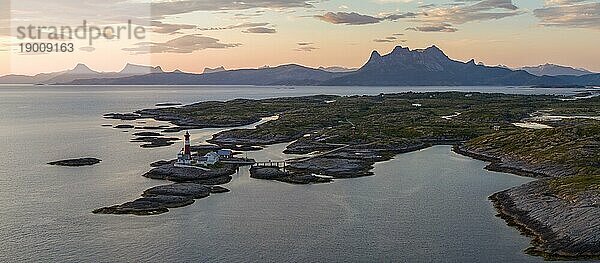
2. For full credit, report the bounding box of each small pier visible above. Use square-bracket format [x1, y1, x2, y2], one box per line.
[250, 144, 351, 169]
[251, 161, 288, 168]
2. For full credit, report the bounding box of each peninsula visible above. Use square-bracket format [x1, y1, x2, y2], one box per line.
[103, 91, 599, 258]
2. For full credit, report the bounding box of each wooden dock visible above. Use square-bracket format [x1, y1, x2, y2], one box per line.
[251, 161, 288, 168]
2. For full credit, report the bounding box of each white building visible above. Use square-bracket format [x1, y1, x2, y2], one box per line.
[199, 152, 220, 165]
[176, 150, 192, 165]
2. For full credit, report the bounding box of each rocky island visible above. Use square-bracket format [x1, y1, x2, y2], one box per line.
[93, 183, 225, 215]
[93, 163, 237, 215]
[48, 158, 102, 167]
[102, 91, 600, 258]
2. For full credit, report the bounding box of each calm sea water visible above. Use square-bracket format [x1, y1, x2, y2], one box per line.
[0, 85, 586, 262]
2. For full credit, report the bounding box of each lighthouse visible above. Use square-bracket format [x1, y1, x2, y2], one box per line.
[176, 131, 193, 165]
[184, 131, 191, 157]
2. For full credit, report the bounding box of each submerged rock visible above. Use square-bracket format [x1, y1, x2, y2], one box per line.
[113, 124, 135, 129]
[210, 186, 230, 193]
[131, 136, 180, 148]
[104, 113, 142, 120]
[48, 158, 101, 167]
[134, 125, 171, 130]
[133, 132, 163, 137]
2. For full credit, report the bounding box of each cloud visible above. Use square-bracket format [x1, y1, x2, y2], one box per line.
[242, 27, 277, 33]
[232, 10, 268, 20]
[151, 0, 315, 18]
[314, 11, 417, 25]
[373, 39, 395, 43]
[316, 0, 518, 27]
[315, 12, 382, 25]
[383, 12, 419, 21]
[294, 42, 318, 51]
[420, 0, 522, 25]
[398, 0, 523, 33]
[534, 1, 600, 29]
[122, 34, 240, 54]
[199, 22, 270, 31]
[373, 34, 408, 43]
[152, 21, 197, 34]
[406, 23, 458, 32]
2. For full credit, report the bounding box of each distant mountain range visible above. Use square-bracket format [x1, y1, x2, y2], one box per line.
[319, 46, 598, 86]
[1, 45, 598, 86]
[0, 63, 164, 85]
[71, 64, 341, 86]
[518, 63, 593, 77]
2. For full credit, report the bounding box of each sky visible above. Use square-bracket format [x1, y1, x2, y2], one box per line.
[0, 0, 599, 76]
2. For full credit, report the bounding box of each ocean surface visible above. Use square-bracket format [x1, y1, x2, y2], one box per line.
[0, 85, 589, 262]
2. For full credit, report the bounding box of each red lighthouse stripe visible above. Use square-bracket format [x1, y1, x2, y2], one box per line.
[184, 131, 191, 155]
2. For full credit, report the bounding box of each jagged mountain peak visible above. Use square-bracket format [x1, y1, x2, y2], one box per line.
[425, 45, 442, 52]
[203, 66, 226, 74]
[421, 45, 448, 59]
[389, 45, 410, 55]
[120, 63, 164, 75]
[71, 63, 95, 74]
[362, 45, 453, 72]
[370, 50, 382, 58]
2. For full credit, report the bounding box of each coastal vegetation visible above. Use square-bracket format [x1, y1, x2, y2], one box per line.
[463, 122, 600, 177]
[144, 92, 599, 148]
[548, 175, 600, 198]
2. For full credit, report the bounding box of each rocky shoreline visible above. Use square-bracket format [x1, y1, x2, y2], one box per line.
[490, 181, 600, 259]
[453, 144, 600, 259]
[452, 145, 549, 178]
